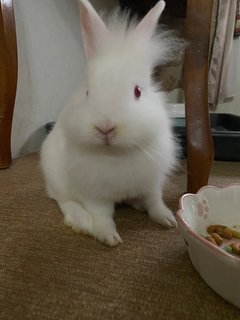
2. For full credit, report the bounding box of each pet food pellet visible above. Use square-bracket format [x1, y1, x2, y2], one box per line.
[216, 227, 232, 239]
[204, 236, 217, 245]
[207, 224, 226, 234]
[229, 243, 240, 255]
[210, 232, 223, 245]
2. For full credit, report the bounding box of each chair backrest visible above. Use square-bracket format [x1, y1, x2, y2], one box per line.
[0, 0, 18, 169]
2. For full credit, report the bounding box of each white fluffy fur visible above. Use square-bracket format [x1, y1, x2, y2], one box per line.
[41, 0, 179, 246]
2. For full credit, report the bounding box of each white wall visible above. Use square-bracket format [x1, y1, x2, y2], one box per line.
[12, 0, 117, 158]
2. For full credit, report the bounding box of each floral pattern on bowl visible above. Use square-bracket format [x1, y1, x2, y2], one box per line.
[191, 197, 209, 219]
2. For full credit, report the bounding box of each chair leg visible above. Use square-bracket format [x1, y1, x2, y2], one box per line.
[184, 0, 215, 193]
[0, 1, 18, 169]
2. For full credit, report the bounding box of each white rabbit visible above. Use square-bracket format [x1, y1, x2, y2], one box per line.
[41, 0, 180, 246]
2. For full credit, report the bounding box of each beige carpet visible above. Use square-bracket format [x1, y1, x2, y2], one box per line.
[0, 153, 240, 320]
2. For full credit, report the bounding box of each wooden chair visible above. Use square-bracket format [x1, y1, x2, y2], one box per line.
[0, 0, 18, 169]
[0, 0, 214, 194]
[184, 0, 215, 193]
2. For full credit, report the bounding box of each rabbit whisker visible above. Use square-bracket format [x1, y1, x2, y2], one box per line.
[133, 142, 158, 162]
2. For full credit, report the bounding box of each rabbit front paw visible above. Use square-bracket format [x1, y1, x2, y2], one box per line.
[149, 205, 177, 228]
[63, 211, 93, 234]
[145, 195, 177, 228]
[92, 218, 123, 247]
[59, 201, 93, 235]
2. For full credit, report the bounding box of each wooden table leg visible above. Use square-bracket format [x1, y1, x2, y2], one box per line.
[0, 0, 18, 169]
[184, 0, 215, 193]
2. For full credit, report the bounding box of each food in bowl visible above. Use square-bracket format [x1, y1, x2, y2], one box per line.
[203, 224, 240, 256]
[176, 185, 240, 309]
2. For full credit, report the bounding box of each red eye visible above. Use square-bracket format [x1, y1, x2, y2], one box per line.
[134, 85, 141, 99]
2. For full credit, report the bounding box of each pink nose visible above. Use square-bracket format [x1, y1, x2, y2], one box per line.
[95, 126, 116, 136]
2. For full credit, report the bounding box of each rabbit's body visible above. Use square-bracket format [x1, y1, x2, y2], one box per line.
[41, 0, 180, 246]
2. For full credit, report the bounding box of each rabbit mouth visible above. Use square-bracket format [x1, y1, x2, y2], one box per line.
[101, 137, 111, 146]
[100, 135, 117, 147]
[94, 125, 117, 146]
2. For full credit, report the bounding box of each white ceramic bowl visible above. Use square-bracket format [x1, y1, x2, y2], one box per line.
[176, 185, 240, 309]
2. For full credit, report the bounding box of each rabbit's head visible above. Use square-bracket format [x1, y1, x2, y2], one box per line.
[68, 0, 178, 151]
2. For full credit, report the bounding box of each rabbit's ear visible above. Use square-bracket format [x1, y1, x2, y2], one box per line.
[134, 1, 165, 39]
[79, 0, 108, 59]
